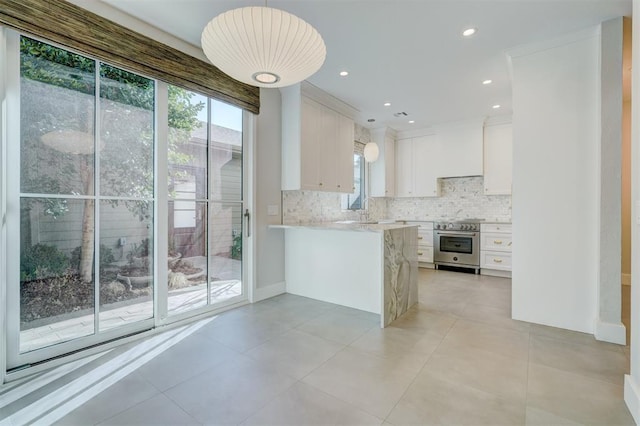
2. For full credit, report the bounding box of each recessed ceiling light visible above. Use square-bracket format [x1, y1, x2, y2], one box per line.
[462, 27, 477, 37]
[339, 71, 349, 77]
[384, 102, 391, 107]
[408, 120, 415, 124]
[492, 104, 501, 109]
[482, 79, 492, 85]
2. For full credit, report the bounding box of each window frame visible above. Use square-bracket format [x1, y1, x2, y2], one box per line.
[342, 152, 366, 211]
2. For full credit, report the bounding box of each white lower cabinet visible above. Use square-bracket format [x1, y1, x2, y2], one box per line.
[406, 221, 434, 267]
[480, 223, 512, 277]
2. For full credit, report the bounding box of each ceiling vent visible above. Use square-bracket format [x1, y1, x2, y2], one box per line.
[393, 112, 408, 117]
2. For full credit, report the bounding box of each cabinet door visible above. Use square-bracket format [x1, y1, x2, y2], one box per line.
[395, 138, 413, 197]
[384, 137, 395, 197]
[483, 124, 512, 195]
[336, 114, 355, 193]
[319, 107, 338, 190]
[413, 135, 440, 197]
[300, 97, 322, 190]
[436, 120, 484, 178]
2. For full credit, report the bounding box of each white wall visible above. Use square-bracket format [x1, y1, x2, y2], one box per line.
[509, 28, 600, 333]
[597, 17, 625, 344]
[254, 88, 285, 299]
[625, 1, 640, 421]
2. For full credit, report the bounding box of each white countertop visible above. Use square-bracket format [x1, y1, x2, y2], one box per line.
[396, 218, 512, 224]
[270, 221, 418, 233]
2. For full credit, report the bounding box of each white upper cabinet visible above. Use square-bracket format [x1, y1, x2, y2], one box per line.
[395, 136, 440, 198]
[281, 83, 356, 193]
[336, 113, 355, 192]
[434, 119, 484, 178]
[369, 127, 396, 197]
[300, 97, 322, 190]
[413, 135, 441, 197]
[395, 138, 413, 197]
[483, 123, 513, 195]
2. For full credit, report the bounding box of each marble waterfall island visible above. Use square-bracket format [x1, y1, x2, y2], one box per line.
[271, 222, 418, 327]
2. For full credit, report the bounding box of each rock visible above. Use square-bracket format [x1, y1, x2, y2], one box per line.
[169, 271, 189, 289]
[104, 280, 126, 296]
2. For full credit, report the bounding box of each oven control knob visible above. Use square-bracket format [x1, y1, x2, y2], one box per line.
[447, 223, 454, 229]
[435, 224, 440, 229]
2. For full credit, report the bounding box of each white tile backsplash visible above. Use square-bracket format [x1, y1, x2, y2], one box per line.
[282, 190, 387, 224]
[386, 177, 511, 221]
[282, 176, 511, 224]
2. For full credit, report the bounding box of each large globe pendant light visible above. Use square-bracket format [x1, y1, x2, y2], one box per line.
[201, 6, 326, 88]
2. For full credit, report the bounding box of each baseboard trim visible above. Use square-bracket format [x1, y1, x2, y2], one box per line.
[252, 281, 286, 303]
[625, 375, 640, 425]
[480, 269, 512, 278]
[594, 319, 627, 345]
[622, 273, 632, 286]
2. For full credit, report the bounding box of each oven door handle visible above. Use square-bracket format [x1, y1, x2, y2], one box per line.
[435, 231, 477, 236]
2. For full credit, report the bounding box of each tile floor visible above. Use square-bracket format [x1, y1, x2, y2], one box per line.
[7, 269, 637, 425]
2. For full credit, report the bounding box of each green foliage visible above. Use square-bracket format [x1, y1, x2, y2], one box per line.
[168, 85, 205, 130]
[231, 233, 242, 260]
[127, 238, 151, 264]
[70, 244, 116, 272]
[100, 63, 154, 110]
[20, 37, 95, 95]
[20, 244, 70, 281]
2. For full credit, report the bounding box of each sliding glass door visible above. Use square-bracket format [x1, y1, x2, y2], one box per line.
[166, 90, 246, 317]
[5, 32, 249, 370]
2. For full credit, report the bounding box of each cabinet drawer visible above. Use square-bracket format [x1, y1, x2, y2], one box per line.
[418, 230, 433, 247]
[481, 233, 512, 252]
[481, 251, 512, 271]
[481, 223, 512, 233]
[417, 246, 433, 263]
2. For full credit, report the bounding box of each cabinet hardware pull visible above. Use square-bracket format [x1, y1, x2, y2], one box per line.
[508, 242, 512, 246]
[418, 236, 423, 240]
[494, 240, 503, 244]
[493, 258, 503, 263]
[418, 252, 424, 256]
[319, 182, 323, 186]
[337, 184, 341, 188]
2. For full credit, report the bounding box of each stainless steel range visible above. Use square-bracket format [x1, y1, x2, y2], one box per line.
[433, 220, 482, 274]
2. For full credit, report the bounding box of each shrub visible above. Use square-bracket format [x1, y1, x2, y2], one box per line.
[231, 233, 242, 260]
[127, 238, 150, 264]
[20, 243, 70, 281]
[70, 244, 116, 273]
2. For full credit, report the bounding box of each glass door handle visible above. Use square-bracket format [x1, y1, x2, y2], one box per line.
[244, 209, 251, 238]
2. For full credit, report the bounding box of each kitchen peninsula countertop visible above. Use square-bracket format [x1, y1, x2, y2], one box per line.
[270, 221, 417, 233]
[275, 221, 418, 327]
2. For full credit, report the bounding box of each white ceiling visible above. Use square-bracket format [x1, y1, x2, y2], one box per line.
[99, 0, 631, 131]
